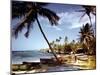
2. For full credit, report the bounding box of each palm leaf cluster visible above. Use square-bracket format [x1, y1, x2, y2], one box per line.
[79, 23, 94, 42]
[78, 5, 96, 25]
[79, 23, 94, 50]
[12, 1, 59, 38]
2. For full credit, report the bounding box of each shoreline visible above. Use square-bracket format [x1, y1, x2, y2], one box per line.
[12, 54, 96, 74]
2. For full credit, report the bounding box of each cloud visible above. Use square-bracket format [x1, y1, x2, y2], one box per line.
[37, 16, 63, 31]
[69, 23, 82, 29]
[52, 26, 62, 31]
[46, 25, 62, 31]
[37, 11, 95, 31]
[57, 11, 95, 30]
[57, 12, 82, 29]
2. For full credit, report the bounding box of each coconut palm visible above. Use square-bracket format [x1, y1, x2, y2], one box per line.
[77, 5, 96, 26]
[64, 36, 68, 53]
[12, 1, 60, 62]
[55, 37, 62, 53]
[64, 36, 68, 44]
[56, 37, 62, 44]
[59, 36, 62, 40]
[79, 23, 94, 54]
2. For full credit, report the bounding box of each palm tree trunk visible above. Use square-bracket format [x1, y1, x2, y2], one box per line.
[36, 17, 60, 63]
[89, 15, 92, 26]
[94, 13, 96, 37]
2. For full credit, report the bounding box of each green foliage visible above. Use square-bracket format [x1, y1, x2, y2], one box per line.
[45, 34, 96, 55]
[79, 23, 96, 55]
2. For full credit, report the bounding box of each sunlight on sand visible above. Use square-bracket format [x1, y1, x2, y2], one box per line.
[12, 55, 96, 74]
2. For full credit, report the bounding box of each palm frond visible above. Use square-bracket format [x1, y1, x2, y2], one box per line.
[14, 21, 26, 38]
[75, 10, 85, 12]
[79, 23, 94, 44]
[38, 7, 60, 25]
[35, 2, 49, 6]
[14, 9, 36, 38]
[79, 12, 86, 22]
[12, 1, 33, 19]
[12, 1, 60, 39]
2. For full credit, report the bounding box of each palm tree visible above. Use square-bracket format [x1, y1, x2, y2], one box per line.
[79, 23, 94, 54]
[50, 41, 55, 50]
[64, 36, 68, 53]
[77, 5, 96, 26]
[12, 1, 60, 62]
[64, 36, 68, 44]
[59, 36, 62, 41]
[55, 37, 62, 53]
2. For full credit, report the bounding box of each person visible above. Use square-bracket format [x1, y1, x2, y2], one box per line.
[71, 51, 77, 63]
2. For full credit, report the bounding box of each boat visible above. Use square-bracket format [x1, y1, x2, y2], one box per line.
[77, 55, 88, 61]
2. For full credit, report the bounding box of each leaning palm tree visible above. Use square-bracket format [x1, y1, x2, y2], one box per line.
[12, 1, 60, 62]
[79, 23, 94, 53]
[77, 5, 96, 26]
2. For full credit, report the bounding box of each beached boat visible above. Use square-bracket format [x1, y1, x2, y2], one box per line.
[77, 55, 88, 61]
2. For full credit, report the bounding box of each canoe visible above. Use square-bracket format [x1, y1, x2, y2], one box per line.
[77, 55, 88, 61]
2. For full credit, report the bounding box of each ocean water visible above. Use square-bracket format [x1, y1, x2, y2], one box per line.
[12, 50, 54, 64]
[12, 50, 81, 71]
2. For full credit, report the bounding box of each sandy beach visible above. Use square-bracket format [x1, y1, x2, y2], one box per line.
[12, 55, 96, 74]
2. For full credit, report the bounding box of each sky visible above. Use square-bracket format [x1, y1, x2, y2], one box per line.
[11, 2, 96, 51]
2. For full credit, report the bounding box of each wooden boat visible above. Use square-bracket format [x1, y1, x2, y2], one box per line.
[77, 55, 88, 61]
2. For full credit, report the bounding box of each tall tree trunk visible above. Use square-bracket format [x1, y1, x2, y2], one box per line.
[88, 15, 92, 26]
[36, 17, 60, 63]
[94, 13, 96, 37]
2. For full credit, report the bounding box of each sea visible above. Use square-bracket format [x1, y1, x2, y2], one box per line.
[12, 50, 80, 71]
[12, 50, 54, 64]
